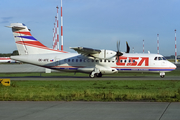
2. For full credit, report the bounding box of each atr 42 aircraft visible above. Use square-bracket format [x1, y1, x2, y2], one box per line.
[7, 23, 176, 78]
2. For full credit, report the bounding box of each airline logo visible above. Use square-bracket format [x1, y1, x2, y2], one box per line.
[13, 29, 67, 53]
[15, 31, 37, 41]
[116, 56, 149, 66]
[14, 31, 48, 49]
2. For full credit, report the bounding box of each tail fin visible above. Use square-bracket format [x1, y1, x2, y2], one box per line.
[7, 23, 66, 55]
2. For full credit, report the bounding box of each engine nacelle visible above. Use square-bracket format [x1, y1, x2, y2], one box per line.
[92, 50, 116, 60]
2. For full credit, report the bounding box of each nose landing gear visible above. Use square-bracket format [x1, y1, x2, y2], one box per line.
[160, 72, 165, 78]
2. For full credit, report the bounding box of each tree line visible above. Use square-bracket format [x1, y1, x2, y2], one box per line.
[0, 50, 19, 57]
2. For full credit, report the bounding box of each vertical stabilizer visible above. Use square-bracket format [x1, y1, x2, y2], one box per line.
[7, 23, 66, 55]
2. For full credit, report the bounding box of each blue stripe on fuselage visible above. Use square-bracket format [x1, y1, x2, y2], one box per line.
[116, 68, 174, 71]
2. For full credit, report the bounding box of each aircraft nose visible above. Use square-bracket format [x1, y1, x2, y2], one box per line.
[170, 62, 177, 69]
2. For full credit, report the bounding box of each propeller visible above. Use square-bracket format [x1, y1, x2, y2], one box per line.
[116, 41, 123, 61]
[126, 41, 130, 53]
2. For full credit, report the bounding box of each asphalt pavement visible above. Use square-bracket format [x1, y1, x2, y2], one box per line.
[0, 101, 180, 120]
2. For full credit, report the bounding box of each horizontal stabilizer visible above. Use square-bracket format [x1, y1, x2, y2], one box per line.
[6, 26, 25, 30]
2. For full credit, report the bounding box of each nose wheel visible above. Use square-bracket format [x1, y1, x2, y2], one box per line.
[160, 72, 165, 78]
[160, 75, 165, 78]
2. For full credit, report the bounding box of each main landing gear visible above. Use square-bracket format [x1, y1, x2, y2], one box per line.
[89, 68, 102, 78]
[89, 72, 102, 78]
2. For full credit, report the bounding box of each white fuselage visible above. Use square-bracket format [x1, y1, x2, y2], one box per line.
[11, 51, 176, 75]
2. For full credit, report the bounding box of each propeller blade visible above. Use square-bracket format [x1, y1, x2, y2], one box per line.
[116, 41, 123, 61]
[117, 41, 120, 52]
[126, 41, 130, 53]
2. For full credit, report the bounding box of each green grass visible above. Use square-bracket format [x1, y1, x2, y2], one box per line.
[0, 70, 179, 101]
[1, 80, 180, 102]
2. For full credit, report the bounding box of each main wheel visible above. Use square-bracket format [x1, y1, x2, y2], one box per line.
[96, 72, 102, 77]
[89, 72, 95, 78]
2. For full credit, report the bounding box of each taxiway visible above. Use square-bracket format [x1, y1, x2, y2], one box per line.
[1, 101, 180, 120]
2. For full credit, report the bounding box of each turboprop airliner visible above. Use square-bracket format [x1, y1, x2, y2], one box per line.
[7, 23, 176, 78]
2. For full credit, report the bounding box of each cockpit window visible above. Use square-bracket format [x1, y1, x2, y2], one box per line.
[158, 57, 162, 60]
[154, 57, 167, 61]
[162, 57, 166, 60]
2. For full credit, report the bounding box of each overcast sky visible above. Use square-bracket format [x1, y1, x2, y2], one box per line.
[0, 0, 180, 56]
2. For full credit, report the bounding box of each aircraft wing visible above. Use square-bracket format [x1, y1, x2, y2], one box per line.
[70, 47, 101, 56]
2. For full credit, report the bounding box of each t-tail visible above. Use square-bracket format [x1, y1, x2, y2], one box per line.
[7, 23, 66, 55]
